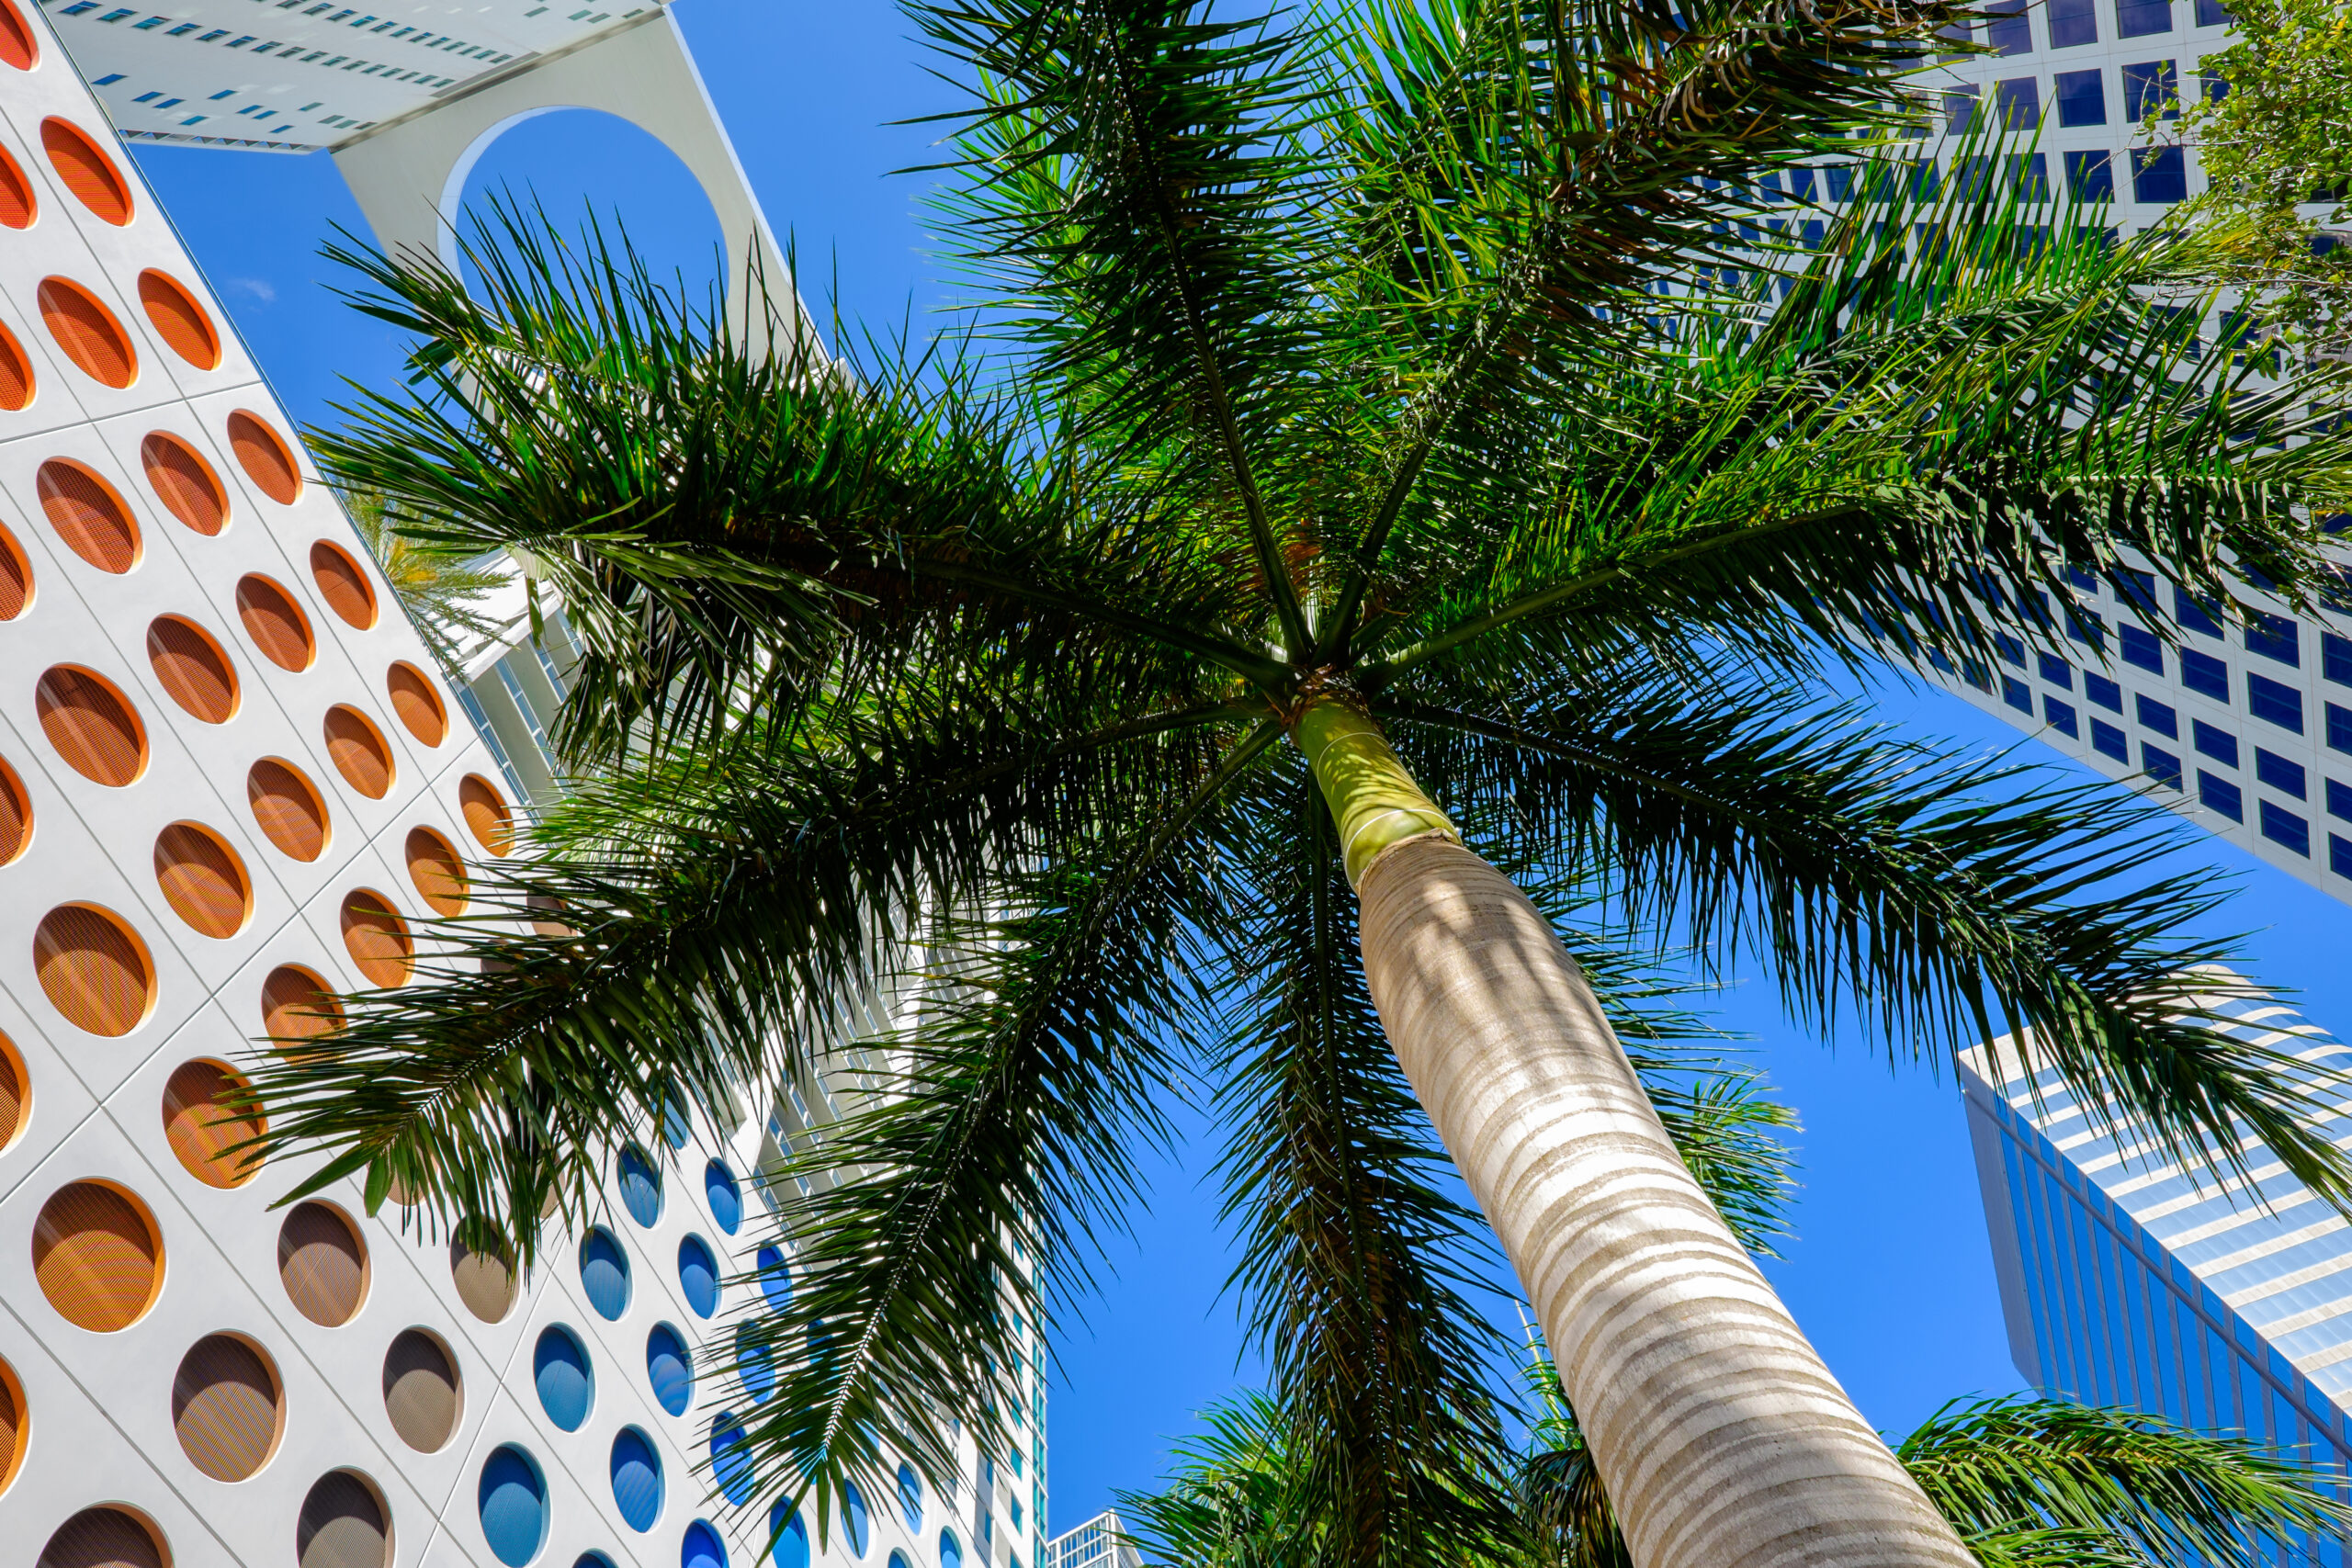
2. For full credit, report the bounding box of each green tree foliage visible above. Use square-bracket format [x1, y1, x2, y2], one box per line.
[338, 485, 516, 677]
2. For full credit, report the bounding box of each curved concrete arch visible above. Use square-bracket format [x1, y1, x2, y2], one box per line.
[331, 10, 809, 358]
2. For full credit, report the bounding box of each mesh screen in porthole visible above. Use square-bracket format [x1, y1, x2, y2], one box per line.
[0, 1352, 25, 1497]
[153, 822, 252, 938]
[34, 903, 154, 1036]
[712, 1414, 753, 1504]
[386, 662, 447, 745]
[450, 1226, 517, 1324]
[734, 1322, 775, 1403]
[147, 616, 238, 722]
[647, 1322, 692, 1416]
[38, 666, 145, 784]
[580, 1225, 631, 1319]
[684, 1520, 729, 1568]
[40, 118, 131, 224]
[678, 1235, 719, 1318]
[618, 1144, 662, 1226]
[705, 1159, 741, 1233]
[277, 1201, 367, 1326]
[298, 1469, 391, 1568]
[32, 1179, 163, 1330]
[609, 1426, 662, 1531]
[37, 1507, 168, 1568]
[172, 1332, 283, 1481]
[227, 411, 302, 504]
[477, 1446, 548, 1566]
[533, 1324, 594, 1431]
[768, 1507, 809, 1568]
[382, 1328, 461, 1452]
[249, 761, 331, 861]
[138, 271, 221, 370]
[141, 433, 228, 534]
[38, 278, 136, 388]
[162, 1058, 266, 1188]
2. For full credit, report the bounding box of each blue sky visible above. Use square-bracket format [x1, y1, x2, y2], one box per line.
[121, 0, 2352, 1536]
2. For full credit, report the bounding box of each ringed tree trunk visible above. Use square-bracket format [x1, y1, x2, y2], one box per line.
[1293, 697, 1977, 1568]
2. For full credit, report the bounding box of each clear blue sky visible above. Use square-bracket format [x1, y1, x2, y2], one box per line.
[121, 0, 2352, 1536]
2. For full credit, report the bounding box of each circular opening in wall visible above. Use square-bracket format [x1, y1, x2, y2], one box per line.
[897, 1462, 922, 1530]
[0, 0, 37, 72]
[0, 754, 28, 864]
[0, 1031, 28, 1155]
[678, 1235, 719, 1319]
[647, 1322, 692, 1416]
[298, 1469, 391, 1568]
[340, 890, 412, 987]
[458, 773, 514, 854]
[382, 1327, 461, 1452]
[684, 1520, 729, 1568]
[478, 1448, 548, 1566]
[618, 1143, 662, 1227]
[39, 277, 136, 388]
[154, 822, 253, 939]
[0, 143, 30, 230]
[35, 903, 155, 1037]
[162, 1058, 266, 1189]
[39, 459, 140, 573]
[137, 272, 219, 370]
[449, 1222, 516, 1323]
[755, 1245, 792, 1311]
[404, 826, 468, 915]
[38, 665, 145, 784]
[580, 1224, 631, 1320]
[141, 434, 229, 536]
[33, 1179, 164, 1331]
[0, 522, 29, 617]
[146, 616, 238, 723]
[385, 662, 447, 746]
[235, 574, 313, 672]
[0, 321, 33, 411]
[734, 1322, 774, 1404]
[310, 540, 376, 629]
[261, 964, 343, 1043]
[610, 1425, 662, 1531]
[771, 1508, 809, 1568]
[37, 1506, 171, 1568]
[705, 1160, 741, 1234]
[226, 411, 301, 503]
[533, 1324, 594, 1431]
[0, 1352, 24, 1498]
[248, 759, 330, 862]
[277, 1201, 367, 1326]
[712, 1414, 752, 1504]
[172, 1331, 284, 1482]
[41, 119, 131, 225]
[322, 705, 395, 799]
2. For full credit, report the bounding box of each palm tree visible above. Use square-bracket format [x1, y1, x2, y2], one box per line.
[337, 484, 517, 679]
[249, 0, 2352, 1562]
[1125, 1381, 2352, 1568]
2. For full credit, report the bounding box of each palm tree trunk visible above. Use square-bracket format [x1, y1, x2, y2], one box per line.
[1296, 698, 1976, 1568]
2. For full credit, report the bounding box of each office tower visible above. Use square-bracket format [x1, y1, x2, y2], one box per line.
[1044, 1512, 1142, 1568]
[1960, 991, 2352, 1562]
[0, 2, 1021, 1566]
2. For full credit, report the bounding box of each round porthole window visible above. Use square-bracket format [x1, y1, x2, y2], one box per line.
[842, 1483, 869, 1558]
[608, 1425, 662, 1532]
[298, 1469, 391, 1568]
[712, 1413, 753, 1505]
[580, 1225, 630, 1320]
[683, 1520, 729, 1568]
[705, 1160, 741, 1234]
[677, 1235, 719, 1319]
[32, 1179, 163, 1331]
[938, 1528, 962, 1568]
[770, 1507, 810, 1568]
[618, 1143, 662, 1227]
[735, 1322, 775, 1404]
[172, 1331, 283, 1481]
[533, 1324, 594, 1432]
[477, 1445, 548, 1567]
[39, 1506, 170, 1568]
[646, 1322, 692, 1416]
[383, 1327, 462, 1452]
[755, 1244, 792, 1310]
[898, 1463, 922, 1530]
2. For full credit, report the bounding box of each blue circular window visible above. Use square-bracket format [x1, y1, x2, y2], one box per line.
[770, 1506, 809, 1568]
[533, 1325, 594, 1431]
[647, 1323, 693, 1416]
[684, 1520, 729, 1568]
[735, 1322, 775, 1403]
[755, 1244, 792, 1310]
[575, 1556, 618, 1568]
[678, 1235, 720, 1318]
[663, 1090, 692, 1150]
[842, 1482, 869, 1558]
[711, 1412, 753, 1505]
[619, 1145, 663, 1228]
[478, 1444, 549, 1567]
[889, 1554, 913, 1568]
[897, 1463, 922, 1530]
[610, 1426, 664, 1532]
[581, 1225, 632, 1320]
[705, 1160, 741, 1234]
[938, 1529, 962, 1568]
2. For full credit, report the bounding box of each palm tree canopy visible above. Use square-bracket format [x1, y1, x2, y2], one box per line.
[250, 0, 2352, 1554]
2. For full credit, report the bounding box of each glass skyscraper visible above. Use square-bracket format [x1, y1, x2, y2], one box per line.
[1962, 991, 2352, 1562]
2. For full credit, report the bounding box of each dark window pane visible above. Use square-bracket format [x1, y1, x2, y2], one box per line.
[2198, 771, 2243, 820]
[2329, 777, 2352, 820]
[2332, 834, 2352, 878]
[2052, 0, 2100, 43]
[2086, 672, 2123, 713]
[2143, 744, 2183, 788]
[2247, 671, 2304, 733]
[2045, 696, 2080, 737]
[1787, 166, 1816, 201]
[2038, 651, 2075, 688]
[2180, 648, 2229, 701]
[2117, 0, 2173, 36]
[2003, 675, 2033, 713]
[2201, 69, 2229, 103]
[1997, 632, 2027, 668]
[2193, 0, 2231, 24]
[2330, 701, 2352, 754]
[2091, 718, 2129, 761]
[1987, 0, 2034, 52]
[1945, 85, 1980, 132]
[2192, 718, 2239, 767]
[2174, 585, 2222, 637]
[2133, 142, 2188, 200]
[2256, 749, 2307, 798]
[2137, 694, 2178, 738]
[2123, 60, 2180, 119]
[2259, 802, 2311, 856]
[1996, 76, 2041, 126]
[2066, 150, 2115, 201]
[2120, 623, 2165, 673]
[1826, 164, 1854, 202]
[2055, 68, 2109, 126]
[2326, 632, 2352, 685]
[2245, 612, 2299, 666]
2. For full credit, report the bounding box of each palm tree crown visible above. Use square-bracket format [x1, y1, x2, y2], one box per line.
[251, 0, 2352, 1561]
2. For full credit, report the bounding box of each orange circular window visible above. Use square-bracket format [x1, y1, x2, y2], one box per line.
[162, 1058, 266, 1190]
[38, 457, 140, 573]
[36, 664, 146, 785]
[137, 271, 219, 370]
[261, 963, 342, 1043]
[40, 118, 130, 225]
[0, 522, 29, 617]
[323, 705, 395, 799]
[278, 1201, 367, 1326]
[310, 540, 377, 628]
[0, 145, 28, 231]
[34, 903, 155, 1036]
[154, 821, 253, 939]
[0, 1029, 28, 1154]
[341, 891, 412, 987]
[32, 1179, 164, 1330]
[141, 432, 228, 535]
[38, 277, 136, 389]
[146, 615, 239, 723]
[173, 1332, 283, 1482]
[405, 826, 468, 915]
[247, 758, 331, 861]
[236, 573, 314, 671]
[386, 662, 447, 746]
[0, 754, 28, 864]
[458, 773, 514, 855]
[0, 0, 38, 71]
[227, 410, 301, 503]
[0, 321, 32, 412]
[0, 1351, 23, 1499]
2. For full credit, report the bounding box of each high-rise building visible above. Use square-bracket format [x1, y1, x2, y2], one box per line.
[1044, 1511, 1142, 1568]
[1960, 990, 2352, 1562]
[0, 3, 1022, 1566]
